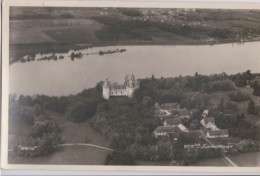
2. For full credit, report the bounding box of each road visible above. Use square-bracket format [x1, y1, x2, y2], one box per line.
[199, 130, 238, 167]
[8, 143, 114, 153]
[58, 143, 114, 152]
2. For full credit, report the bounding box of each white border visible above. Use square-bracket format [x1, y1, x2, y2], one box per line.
[1, 0, 260, 173]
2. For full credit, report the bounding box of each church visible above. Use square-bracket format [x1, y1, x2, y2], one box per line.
[102, 74, 139, 100]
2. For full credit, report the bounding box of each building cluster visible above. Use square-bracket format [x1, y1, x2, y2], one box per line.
[200, 110, 229, 138]
[153, 102, 190, 140]
[153, 104, 229, 140]
[154, 102, 191, 121]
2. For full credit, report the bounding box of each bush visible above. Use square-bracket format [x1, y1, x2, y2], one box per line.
[66, 100, 96, 122]
[203, 80, 235, 93]
[105, 152, 134, 165]
[229, 90, 249, 102]
[250, 79, 260, 96]
[225, 101, 238, 112]
[15, 133, 61, 157]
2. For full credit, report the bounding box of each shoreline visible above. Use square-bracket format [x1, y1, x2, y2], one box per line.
[10, 38, 260, 64]
[11, 37, 260, 48]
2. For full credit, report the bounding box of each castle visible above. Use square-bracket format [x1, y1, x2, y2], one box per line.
[103, 74, 139, 100]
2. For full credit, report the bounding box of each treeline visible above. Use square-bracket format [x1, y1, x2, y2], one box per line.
[14, 84, 103, 121]
[92, 16, 152, 41]
[10, 12, 74, 20]
[9, 100, 62, 157]
[92, 16, 237, 42]
[119, 8, 142, 17]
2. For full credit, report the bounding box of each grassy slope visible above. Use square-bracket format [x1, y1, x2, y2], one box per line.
[8, 111, 111, 165]
[197, 86, 260, 128]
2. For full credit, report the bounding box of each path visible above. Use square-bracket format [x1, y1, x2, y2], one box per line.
[8, 143, 113, 153]
[199, 130, 238, 167]
[191, 91, 200, 100]
[58, 143, 114, 152]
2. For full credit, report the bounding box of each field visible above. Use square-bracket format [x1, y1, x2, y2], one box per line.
[10, 19, 102, 45]
[9, 8, 260, 63]
[8, 111, 111, 165]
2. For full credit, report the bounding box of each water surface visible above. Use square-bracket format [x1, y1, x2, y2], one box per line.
[10, 42, 260, 96]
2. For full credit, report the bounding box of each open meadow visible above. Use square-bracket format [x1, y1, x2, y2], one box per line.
[8, 110, 111, 165]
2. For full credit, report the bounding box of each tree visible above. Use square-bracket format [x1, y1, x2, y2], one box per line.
[247, 99, 255, 114]
[66, 100, 96, 122]
[250, 79, 260, 96]
[229, 90, 249, 102]
[151, 74, 156, 81]
[189, 119, 200, 130]
[218, 98, 224, 112]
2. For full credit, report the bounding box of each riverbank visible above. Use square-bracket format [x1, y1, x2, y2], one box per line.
[9, 38, 260, 64]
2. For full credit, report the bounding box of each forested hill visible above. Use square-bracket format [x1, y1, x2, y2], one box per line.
[10, 71, 260, 164]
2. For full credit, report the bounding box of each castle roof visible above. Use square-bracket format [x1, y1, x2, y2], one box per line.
[111, 84, 126, 89]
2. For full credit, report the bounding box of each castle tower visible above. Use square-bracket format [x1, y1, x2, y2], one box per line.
[103, 79, 110, 100]
[126, 74, 136, 98]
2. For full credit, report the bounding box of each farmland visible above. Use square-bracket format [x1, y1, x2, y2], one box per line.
[9, 7, 260, 64]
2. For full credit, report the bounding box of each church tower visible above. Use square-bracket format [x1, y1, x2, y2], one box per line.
[103, 79, 110, 100]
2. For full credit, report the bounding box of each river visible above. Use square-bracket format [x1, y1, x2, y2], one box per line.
[9, 42, 260, 96]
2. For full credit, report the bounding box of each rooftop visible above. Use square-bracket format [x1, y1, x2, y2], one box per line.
[178, 109, 190, 116]
[111, 83, 126, 89]
[161, 103, 180, 109]
[208, 129, 229, 136]
[204, 117, 215, 124]
[177, 124, 188, 132]
[165, 118, 181, 126]
[154, 126, 179, 133]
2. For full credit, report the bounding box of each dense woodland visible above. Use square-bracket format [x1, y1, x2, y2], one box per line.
[9, 70, 260, 164]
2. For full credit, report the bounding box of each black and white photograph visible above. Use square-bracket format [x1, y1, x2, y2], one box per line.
[1, 0, 260, 172]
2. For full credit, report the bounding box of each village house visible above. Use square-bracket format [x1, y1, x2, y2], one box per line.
[163, 118, 181, 127]
[200, 117, 218, 130]
[154, 102, 160, 111]
[177, 124, 189, 132]
[206, 129, 229, 138]
[178, 109, 191, 119]
[160, 103, 180, 110]
[102, 74, 139, 100]
[202, 109, 209, 118]
[154, 126, 177, 137]
[154, 126, 180, 141]
[160, 114, 179, 122]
